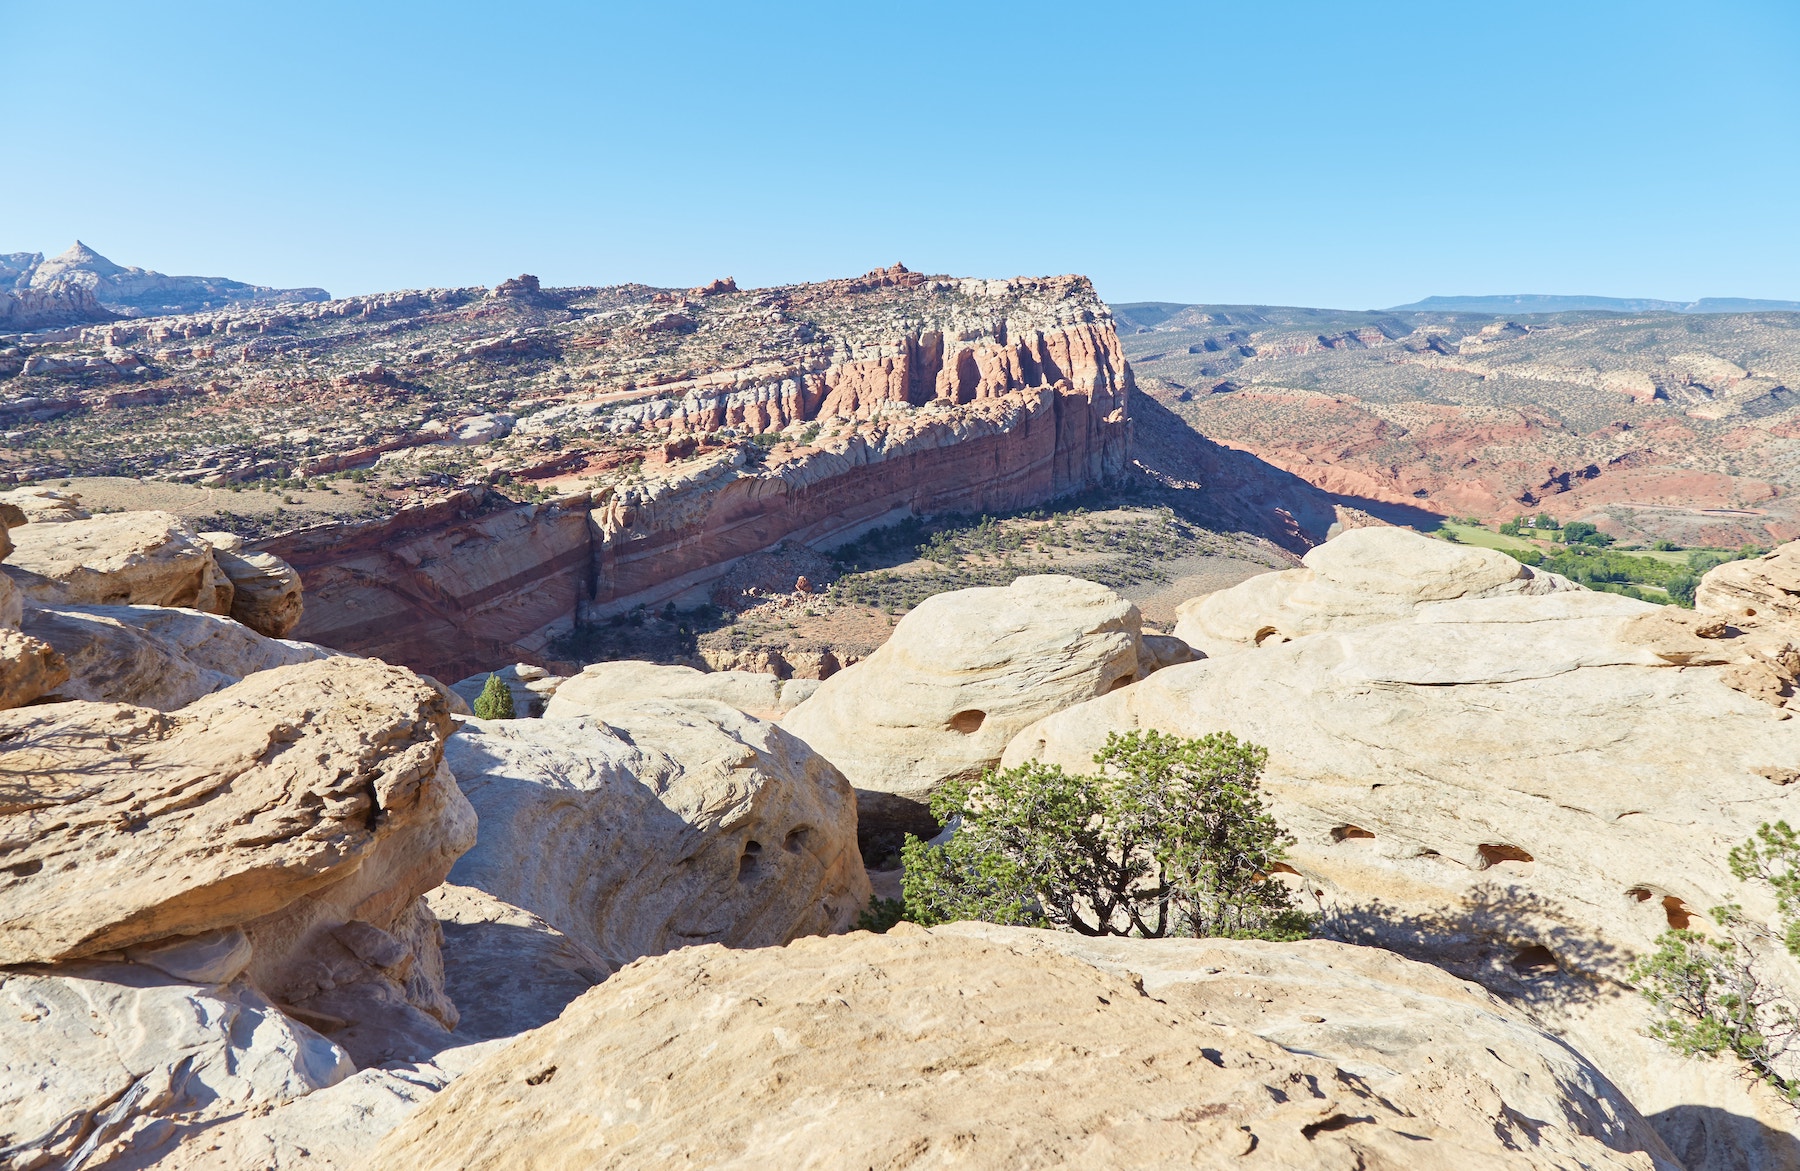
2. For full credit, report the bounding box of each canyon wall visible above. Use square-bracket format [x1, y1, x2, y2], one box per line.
[264, 319, 1131, 680]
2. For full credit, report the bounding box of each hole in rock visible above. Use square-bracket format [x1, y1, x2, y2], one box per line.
[1331, 825, 1375, 842]
[784, 827, 812, 854]
[1509, 945, 1558, 974]
[1109, 674, 1135, 693]
[525, 1066, 557, 1086]
[738, 840, 763, 882]
[1268, 862, 1301, 876]
[1477, 844, 1534, 869]
[1663, 896, 1694, 930]
[5, 859, 43, 878]
[1253, 626, 1284, 647]
[948, 710, 986, 734]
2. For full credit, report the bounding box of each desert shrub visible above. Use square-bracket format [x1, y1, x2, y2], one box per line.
[1632, 822, 1800, 1106]
[900, 730, 1312, 940]
[473, 673, 516, 720]
[856, 896, 906, 933]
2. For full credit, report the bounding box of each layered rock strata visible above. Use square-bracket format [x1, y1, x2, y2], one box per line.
[261, 278, 1132, 681]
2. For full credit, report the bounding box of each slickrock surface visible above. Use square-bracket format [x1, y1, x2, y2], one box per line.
[0, 961, 356, 1170]
[443, 702, 868, 976]
[370, 925, 1665, 1170]
[937, 924, 1679, 1168]
[1007, 536, 1800, 1164]
[2, 510, 228, 611]
[543, 659, 808, 721]
[199, 531, 305, 637]
[1173, 524, 1578, 656]
[781, 574, 1144, 839]
[22, 602, 333, 709]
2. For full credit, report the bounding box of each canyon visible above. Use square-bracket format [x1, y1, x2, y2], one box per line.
[4, 263, 1367, 680]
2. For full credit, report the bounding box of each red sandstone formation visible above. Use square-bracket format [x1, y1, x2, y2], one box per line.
[260, 274, 1132, 679]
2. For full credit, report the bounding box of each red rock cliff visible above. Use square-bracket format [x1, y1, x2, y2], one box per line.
[264, 281, 1131, 680]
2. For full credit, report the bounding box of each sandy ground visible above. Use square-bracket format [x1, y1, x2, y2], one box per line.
[1118, 554, 1276, 629]
[45, 476, 385, 533]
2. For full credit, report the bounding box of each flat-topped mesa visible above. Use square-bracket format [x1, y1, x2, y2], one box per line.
[264, 271, 1133, 680]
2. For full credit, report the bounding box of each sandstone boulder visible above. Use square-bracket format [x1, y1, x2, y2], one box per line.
[0, 486, 89, 523]
[22, 602, 334, 710]
[542, 659, 805, 721]
[370, 925, 1667, 1170]
[0, 961, 355, 1171]
[1172, 525, 1577, 657]
[443, 702, 868, 976]
[0, 657, 476, 1067]
[2, 510, 230, 612]
[1698, 540, 1800, 628]
[200, 531, 306, 637]
[449, 662, 567, 717]
[1006, 588, 1800, 1161]
[780, 574, 1143, 840]
[0, 626, 67, 709]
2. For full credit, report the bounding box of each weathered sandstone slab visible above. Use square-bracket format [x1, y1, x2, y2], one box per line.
[1173, 525, 1578, 656]
[370, 925, 1667, 1170]
[138, 1040, 507, 1171]
[1006, 587, 1800, 1163]
[1698, 540, 1800, 626]
[0, 626, 67, 709]
[199, 531, 305, 637]
[442, 702, 868, 976]
[0, 486, 89, 523]
[542, 660, 803, 721]
[22, 602, 334, 710]
[0, 656, 472, 971]
[781, 574, 1143, 839]
[2, 510, 229, 612]
[0, 962, 355, 1171]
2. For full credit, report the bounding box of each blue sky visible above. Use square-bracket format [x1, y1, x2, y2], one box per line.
[5, 1, 1798, 307]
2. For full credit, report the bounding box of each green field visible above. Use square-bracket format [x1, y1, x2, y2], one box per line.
[1418, 521, 1764, 607]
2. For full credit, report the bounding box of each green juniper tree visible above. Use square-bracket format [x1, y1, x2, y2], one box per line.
[899, 730, 1311, 940]
[1632, 821, 1800, 1106]
[473, 673, 516, 720]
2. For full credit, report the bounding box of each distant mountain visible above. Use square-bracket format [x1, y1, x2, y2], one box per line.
[0, 242, 329, 331]
[1389, 294, 1800, 315]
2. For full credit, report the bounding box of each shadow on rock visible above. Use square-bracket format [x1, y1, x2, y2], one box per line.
[1318, 883, 1628, 1013]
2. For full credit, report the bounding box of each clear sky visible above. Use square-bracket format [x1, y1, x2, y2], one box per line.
[5, 0, 1798, 308]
